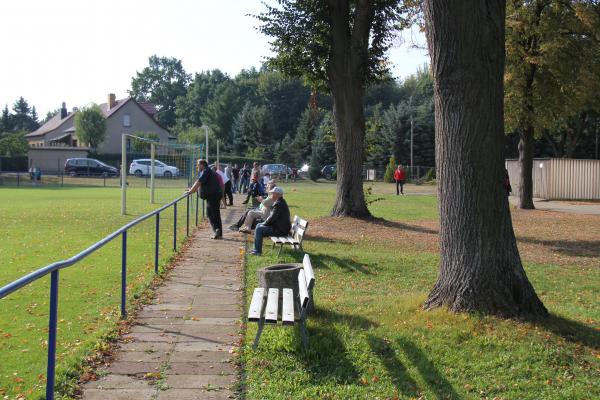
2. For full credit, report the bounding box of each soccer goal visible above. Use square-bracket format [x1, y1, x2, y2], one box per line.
[120, 134, 204, 215]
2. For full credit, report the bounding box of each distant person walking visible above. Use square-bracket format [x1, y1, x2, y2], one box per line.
[186, 159, 222, 239]
[252, 162, 261, 180]
[240, 164, 251, 193]
[232, 164, 240, 193]
[394, 165, 406, 195]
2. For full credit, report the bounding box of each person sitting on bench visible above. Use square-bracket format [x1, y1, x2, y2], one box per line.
[249, 187, 291, 256]
[242, 176, 265, 205]
[228, 180, 277, 232]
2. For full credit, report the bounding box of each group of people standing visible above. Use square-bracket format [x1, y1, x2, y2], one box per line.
[186, 160, 291, 256]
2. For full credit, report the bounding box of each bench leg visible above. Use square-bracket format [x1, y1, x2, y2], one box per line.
[253, 319, 265, 350]
[277, 243, 284, 257]
[272, 240, 276, 250]
[299, 317, 309, 349]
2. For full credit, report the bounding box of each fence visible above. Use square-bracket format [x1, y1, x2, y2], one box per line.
[506, 158, 600, 200]
[0, 191, 203, 400]
[362, 165, 436, 182]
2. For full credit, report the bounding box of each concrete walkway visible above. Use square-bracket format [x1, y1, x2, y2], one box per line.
[80, 208, 244, 400]
[509, 196, 600, 216]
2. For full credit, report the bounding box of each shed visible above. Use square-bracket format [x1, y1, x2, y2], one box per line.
[506, 158, 600, 200]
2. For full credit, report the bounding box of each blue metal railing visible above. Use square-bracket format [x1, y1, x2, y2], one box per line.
[0, 191, 201, 400]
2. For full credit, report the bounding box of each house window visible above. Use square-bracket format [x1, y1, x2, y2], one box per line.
[123, 114, 131, 127]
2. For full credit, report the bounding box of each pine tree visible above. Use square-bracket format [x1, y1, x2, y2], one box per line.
[383, 155, 396, 183]
[290, 107, 322, 165]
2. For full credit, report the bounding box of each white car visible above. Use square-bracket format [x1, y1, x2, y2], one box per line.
[129, 159, 179, 177]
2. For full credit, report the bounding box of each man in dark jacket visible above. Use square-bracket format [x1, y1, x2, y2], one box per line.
[186, 159, 223, 239]
[250, 187, 291, 256]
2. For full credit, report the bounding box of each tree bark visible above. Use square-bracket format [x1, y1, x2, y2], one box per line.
[327, 0, 372, 219]
[423, 0, 547, 317]
[518, 126, 536, 209]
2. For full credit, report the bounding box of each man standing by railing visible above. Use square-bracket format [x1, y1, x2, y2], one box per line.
[186, 159, 223, 239]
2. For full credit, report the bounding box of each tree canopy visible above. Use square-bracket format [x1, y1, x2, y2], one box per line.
[74, 104, 106, 149]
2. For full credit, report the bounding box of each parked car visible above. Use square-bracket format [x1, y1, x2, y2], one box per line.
[321, 164, 336, 180]
[129, 159, 179, 177]
[261, 164, 292, 177]
[64, 158, 119, 177]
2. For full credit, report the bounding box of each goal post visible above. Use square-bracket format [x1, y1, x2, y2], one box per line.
[120, 133, 203, 215]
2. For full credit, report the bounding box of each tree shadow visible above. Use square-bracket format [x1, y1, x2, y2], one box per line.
[310, 252, 374, 275]
[526, 313, 600, 349]
[367, 336, 419, 397]
[371, 217, 439, 235]
[396, 337, 461, 400]
[517, 237, 600, 258]
[290, 308, 378, 384]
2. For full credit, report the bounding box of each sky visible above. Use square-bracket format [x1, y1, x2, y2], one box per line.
[0, 0, 429, 117]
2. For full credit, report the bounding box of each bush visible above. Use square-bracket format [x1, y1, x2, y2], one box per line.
[383, 155, 396, 183]
[423, 167, 436, 182]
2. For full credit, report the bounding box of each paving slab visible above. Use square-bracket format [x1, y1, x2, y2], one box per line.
[80, 207, 244, 400]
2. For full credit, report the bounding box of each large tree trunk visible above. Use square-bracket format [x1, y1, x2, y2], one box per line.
[327, 0, 372, 219]
[518, 127, 536, 209]
[423, 0, 547, 317]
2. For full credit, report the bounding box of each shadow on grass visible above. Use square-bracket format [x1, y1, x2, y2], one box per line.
[367, 336, 419, 397]
[288, 308, 378, 384]
[310, 252, 373, 275]
[518, 237, 600, 258]
[528, 313, 600, 349]
[371, 217, 439, 235]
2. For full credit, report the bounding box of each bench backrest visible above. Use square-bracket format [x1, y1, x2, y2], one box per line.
[291, 215, 308, 244]
[297, 254, 315, 311]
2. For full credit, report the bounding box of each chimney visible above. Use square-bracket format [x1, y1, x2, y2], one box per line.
[108, 93, 116, 110]
[60, 102, 67, 119]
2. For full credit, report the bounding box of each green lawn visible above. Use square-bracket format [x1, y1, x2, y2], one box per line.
[0, 185, 199, 399]
[242, 180, 600, 399]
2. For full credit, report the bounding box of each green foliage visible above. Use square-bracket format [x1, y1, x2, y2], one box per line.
[129, 55, 190, 128]
[202, 81, 244, 148]
[74, 104, 106, 149]
[275, 134, 295, 164]
[423, 167, 436, 182]
[291, 107, 322, 165]
[505, 1, 600, 157]
[246, 146, 265, 160]
[383, 155, 396, 183]
[0, 132, 28, 156]
[231, 101, 275, 154]
[255, 1, 415, 89]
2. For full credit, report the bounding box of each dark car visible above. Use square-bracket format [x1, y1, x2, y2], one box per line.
[321, 164, 336, 180]
[64, 158, 119, 177]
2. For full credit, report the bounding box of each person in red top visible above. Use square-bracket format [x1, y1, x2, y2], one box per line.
[394, 165, 406, 195]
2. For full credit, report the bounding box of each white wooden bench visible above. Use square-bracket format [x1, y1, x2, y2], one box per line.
[269, 215, 308, 257]
[248, 254, 315, 349]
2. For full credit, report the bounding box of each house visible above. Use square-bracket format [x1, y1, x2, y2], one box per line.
[25, 94, 170, 154]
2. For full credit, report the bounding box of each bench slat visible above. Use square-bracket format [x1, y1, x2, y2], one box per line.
[303, 254, 315, 290]
[281, 288, 295, 326]
[298, 270, 309, 309]
[264, 288, 279, 324]
[248, 288, 265, 322]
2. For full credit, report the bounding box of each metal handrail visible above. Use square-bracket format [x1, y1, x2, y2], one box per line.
[0, 190, 202, 400]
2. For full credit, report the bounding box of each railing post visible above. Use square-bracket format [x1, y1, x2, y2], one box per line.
[186, 194, 190, 237]
[121, 231, 127, 319]
[173, 203, 177, 251]
[155, 213, 160, 274]
[195, 191, 199, 226]
[46, 270, 59, 400]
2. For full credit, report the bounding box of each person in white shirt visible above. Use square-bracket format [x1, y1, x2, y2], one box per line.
[216, 164, 233, 206]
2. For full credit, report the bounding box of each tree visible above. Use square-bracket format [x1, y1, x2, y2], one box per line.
[75, 104, 106, 150]
[0, 105, 12, 132]
[423, 0, 546, 317]
[383, 155, 396, 183]
[0, 133, 28, 156]
[290, 107, 322, 165]
[174, 69, 230, 132]
[257, 1, 414, 218]
[11, 97, 39, 132]
[202, 81, 244, 150]
[505, 0, 600, 209]
[129, 55, 190, 128]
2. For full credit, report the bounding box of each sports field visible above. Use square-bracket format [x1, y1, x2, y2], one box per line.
[243, 180, 600, 399]
[0, 185, 198, 399]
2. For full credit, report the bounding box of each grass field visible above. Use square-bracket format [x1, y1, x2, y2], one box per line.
[0, 184, 200, 399]
[242, 181, 600, 399]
